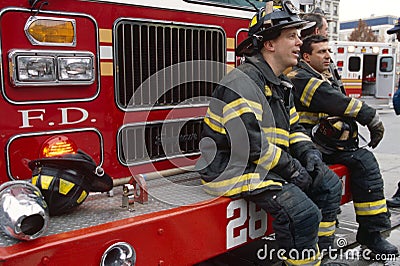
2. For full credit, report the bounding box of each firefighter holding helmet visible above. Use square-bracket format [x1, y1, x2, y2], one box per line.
[196, 1, 342, 264]
[288, 34, 398, 255]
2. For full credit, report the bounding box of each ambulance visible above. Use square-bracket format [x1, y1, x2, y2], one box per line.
[330, 41, 396, 98]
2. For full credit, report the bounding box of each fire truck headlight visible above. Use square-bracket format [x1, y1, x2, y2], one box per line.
[9, 50, 95, 86]
[25, 16, 76, 46]
[17, 56, 56, 82]
[101, 242, 136, 266]
[58, 57, 94, 81]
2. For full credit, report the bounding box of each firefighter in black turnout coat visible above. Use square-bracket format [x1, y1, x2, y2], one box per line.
[196, 2, 342, 264]
[288, 34, 398, 255]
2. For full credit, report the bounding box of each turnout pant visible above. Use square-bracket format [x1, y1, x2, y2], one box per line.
[247, 183, 322, 265]
[308, 164, 342, 251]
[323, 148, 391, 232]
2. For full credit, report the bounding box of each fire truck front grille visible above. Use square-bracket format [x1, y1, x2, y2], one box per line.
[115, 20, 226, 109]
[118, 118, 203, 165]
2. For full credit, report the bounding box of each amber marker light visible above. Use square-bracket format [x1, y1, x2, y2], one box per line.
[25, 16, 76, 46]
[40, 136, 77, 158]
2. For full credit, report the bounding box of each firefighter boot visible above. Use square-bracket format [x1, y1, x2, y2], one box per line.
[387, 181, 400, 208]
[356, 227, 399, 255]
[319, 235, 335, 253]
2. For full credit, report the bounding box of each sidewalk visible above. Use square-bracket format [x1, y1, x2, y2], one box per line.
[360, 97, 392, 111]
[323, 153, 400, 266]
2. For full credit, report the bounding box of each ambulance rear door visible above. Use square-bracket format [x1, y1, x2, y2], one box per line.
[375, 54, 395, 98]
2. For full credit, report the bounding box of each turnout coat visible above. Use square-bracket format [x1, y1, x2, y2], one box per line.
[288, 60, 376, 132]
[196, 54, 318, 197]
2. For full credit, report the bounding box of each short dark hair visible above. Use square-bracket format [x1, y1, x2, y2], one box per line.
[300, 13, 325, 39]
[300, 34, 329, 58]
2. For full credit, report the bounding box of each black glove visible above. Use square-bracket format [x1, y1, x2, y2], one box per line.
[304, 149, 323, 172]
[290, 158, 312, 192]
[309, 164, 328, 193]
[367, 115, 384, 148]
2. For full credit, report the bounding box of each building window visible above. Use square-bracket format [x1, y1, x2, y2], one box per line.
[332, 23, 337, 34]
[349, 56, 361, 72]
[333, 4, 338, 16]
[325, 2, 330, 11]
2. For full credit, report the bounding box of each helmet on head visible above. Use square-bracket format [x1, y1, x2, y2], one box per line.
[312, 116, 359, 152]
[236, 0, 314, 56]
[29, 150, 113, 216]
[387, 17, 400, 34]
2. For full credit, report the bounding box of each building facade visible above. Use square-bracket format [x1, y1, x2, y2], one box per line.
[301, 0, 340, 41]
[339, 15, 399, 42]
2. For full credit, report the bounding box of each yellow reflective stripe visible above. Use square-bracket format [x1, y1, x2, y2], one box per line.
[77, 190, 88, 203]
[344, 98, 362, 117]
[290, 108, 300, 125]
[32, 175, 39, 185]
[204, 109, 226, 134]
[202, 173, 259, 188]
[319, 220, 336, 227]
[298, 111, 320, 125]
[284, 247, 321, 266]
[59, 178, 75, 195]
[268, 137, 289, 147]
[206, 108, 222, 122]
[285, 258, 321, 266]
[297, 112, 329, 125]
[204, 117, 226, 134]
[289, 132, 312, 144]
[203, 179, 282, 197]
[265, 85, 272, 96]
[263, 127, 290, 146]
[318, 221, 336, 237]
[254, 145, 282, 170]
[40, 175, 54, 190]
[263, 127, 289, 138]
[300, 78, 323, 107]
[223, 98, 263, 123]
[354, 199, 387, 216]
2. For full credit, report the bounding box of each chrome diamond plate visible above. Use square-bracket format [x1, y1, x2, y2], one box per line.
[0, 172, 215, 247]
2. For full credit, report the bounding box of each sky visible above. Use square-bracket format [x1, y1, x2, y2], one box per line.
[338, 0, 400, 21]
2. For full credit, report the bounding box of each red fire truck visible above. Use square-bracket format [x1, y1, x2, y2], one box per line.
[0, 0, 352, 265]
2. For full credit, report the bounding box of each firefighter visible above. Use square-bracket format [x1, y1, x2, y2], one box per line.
[387, 17, 400, 42]
[288, 34, 398, 255]
[196, 1, 342, 264]
[299, 10, 345, 96]
[300, 11, 329, 39]
[386, 18, 400, 208]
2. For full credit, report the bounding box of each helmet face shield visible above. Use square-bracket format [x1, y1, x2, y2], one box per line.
[312, 116, 359, 152]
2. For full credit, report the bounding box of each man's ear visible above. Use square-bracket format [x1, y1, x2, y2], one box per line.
[263, 40, 275, 52]
[303, 53, 311, 63]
